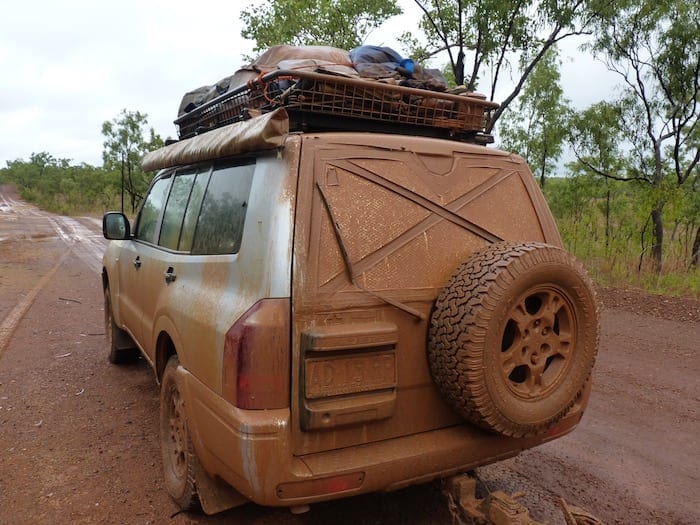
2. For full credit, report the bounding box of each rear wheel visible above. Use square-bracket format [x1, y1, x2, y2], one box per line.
[160, 356, 199, 511]
[428, 242, 599, 438]
[104, 288, 140, 364]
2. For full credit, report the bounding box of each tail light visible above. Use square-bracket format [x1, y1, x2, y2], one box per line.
[222, 298, 290, 409]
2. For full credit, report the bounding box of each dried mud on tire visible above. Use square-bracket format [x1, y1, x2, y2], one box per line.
[428, 242, 599, 438]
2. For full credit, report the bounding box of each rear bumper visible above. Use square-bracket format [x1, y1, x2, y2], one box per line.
[179, 365, 586, 507]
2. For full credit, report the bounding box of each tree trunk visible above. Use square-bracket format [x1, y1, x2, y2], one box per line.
[456, 49, 465, 86]
[127, 162, 135, 214]
[691, 225, 700, 268]
[120, 156, 125, 214]
[605, 189, 611, 252]
[651, 206, 664, 274]
[539, 142, 548, 188]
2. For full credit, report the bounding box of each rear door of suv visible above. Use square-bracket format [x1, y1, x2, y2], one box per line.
[291, 133, 557, 455]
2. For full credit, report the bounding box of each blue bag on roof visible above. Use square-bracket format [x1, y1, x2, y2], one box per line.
[350, 45, 414, 78]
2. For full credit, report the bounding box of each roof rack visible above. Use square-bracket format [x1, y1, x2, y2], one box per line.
[174, 70, 499, 144]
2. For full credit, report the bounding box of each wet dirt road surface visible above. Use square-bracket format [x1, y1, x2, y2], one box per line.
[1, 185, 698, 524]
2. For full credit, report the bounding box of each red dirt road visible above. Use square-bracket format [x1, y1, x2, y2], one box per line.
[1, 187, 698, 524]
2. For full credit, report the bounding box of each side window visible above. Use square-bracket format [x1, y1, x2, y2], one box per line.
[135, 176, 171, 244]
[192, 162, 255, 255]
[178, 168, 210, 252]
[159, 171, 196, 250]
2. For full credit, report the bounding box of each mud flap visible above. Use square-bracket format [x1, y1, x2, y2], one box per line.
[194, 460, 248, 515]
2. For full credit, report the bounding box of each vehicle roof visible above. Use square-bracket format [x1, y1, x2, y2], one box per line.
[142, 109, 517, 174]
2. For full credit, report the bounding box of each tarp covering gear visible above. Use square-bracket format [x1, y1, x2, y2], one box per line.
[142, 108, 289, 172]
[349, 45, 415, 78]
[178, 45, 354, 116]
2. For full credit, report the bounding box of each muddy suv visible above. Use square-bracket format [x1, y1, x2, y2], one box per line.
[102, 62, 598, 514]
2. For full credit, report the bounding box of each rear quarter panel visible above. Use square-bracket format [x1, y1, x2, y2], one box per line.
[151, 146, 299, 392]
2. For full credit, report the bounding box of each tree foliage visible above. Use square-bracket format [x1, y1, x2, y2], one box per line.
[102, 109, 163, 213]
[574, 0, 700, 272]
[498, 48, 571, 187]
[0, 153, 120, 214]
[240, 0, 402, 53]
[568, 102, 630, 181]
[401, 0, 609, 132]
[0, 109, 165, 216]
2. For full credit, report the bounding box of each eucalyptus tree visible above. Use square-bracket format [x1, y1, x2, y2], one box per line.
[687, 174, 700, 268]
[498, 48, 571, 187]
[581, 0, 699, 272]
[401, 0, 610, 132]
[102, 110, 163, 214]
[567, 101, 633, 254]
[240, 0, 402, 53]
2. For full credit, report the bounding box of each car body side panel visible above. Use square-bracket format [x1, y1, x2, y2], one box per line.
[135, 241, 175, 360]
[110, 240, 146, 346]
[103, 141, 299, 396]
[145, 149, 299, 392]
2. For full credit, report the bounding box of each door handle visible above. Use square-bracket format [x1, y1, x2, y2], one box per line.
[164, 267, 177, 284]
[133, 256, 141, 268]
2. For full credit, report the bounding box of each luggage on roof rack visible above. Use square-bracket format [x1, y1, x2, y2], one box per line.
[174, 69, 499, 144]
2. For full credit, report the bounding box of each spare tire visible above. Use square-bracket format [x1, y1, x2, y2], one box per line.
[428, 241, 599, 438]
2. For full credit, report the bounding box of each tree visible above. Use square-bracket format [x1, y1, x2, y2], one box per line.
[567, 102, 624, 254]
[8, 153, 69, 200]
[102, 110, 163, 213]
[580, 0, 699, 273]
[498, 47, 571, 187]
[400, 0, 612, 132]
[0, 154, 120, 214]
[240, 0, 402, 53]
[682, 170, 700, 268]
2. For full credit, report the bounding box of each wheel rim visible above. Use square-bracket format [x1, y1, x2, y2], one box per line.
[165, 385, 187, 480]
[499, 286, 575, 399]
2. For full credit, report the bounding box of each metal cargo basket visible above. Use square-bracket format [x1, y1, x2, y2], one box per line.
[175, 70, 499, 141]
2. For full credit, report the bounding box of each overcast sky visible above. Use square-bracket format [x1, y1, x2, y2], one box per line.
[0, 0, 617, 168]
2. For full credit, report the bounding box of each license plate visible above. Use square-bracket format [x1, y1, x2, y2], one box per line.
[305, 351, 396, 399]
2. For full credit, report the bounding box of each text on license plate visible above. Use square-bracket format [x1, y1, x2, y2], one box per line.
[305, 351, 396, 399]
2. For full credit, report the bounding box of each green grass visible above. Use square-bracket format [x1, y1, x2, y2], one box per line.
[563, 237, 700, 299]
[585, 262, 700, 298]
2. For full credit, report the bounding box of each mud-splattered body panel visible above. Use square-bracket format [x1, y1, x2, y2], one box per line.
[102, 129, 586, 510]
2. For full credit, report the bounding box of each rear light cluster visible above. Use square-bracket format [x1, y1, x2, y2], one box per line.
[222, 298, 290, 409]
